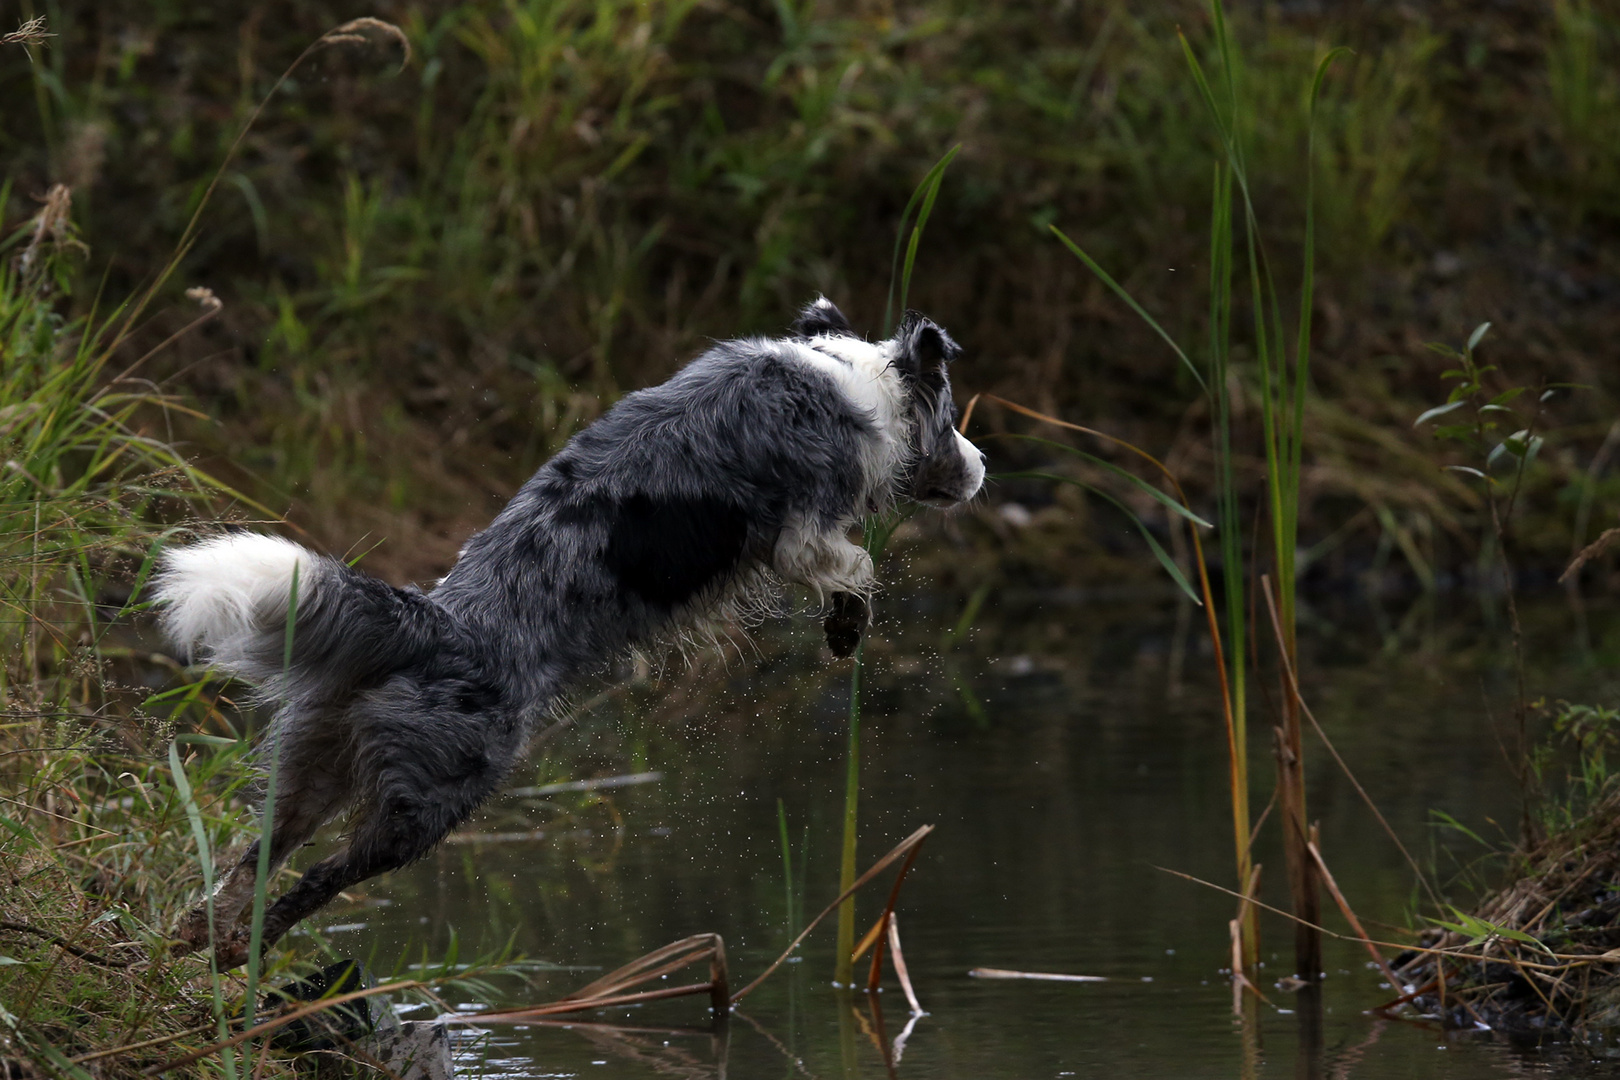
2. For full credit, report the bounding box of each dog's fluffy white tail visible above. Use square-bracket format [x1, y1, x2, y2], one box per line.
[156, 534, 322, 668]
[154, 533, 457, 703]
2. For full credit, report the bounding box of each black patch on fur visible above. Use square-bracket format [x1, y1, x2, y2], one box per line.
[603, 493, 749, 609]
[792, 298, 854, 339]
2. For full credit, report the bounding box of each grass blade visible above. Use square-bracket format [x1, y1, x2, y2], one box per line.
[1049, 226, 1205, 391]
[999, 433, 1213, 528]
[884, 145, 962, 334]
[997, 470, 1202, 605]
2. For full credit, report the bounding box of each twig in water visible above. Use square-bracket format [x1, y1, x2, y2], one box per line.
[449, 933, 729, 1022]
[1305, 841, 1400, 989]
[887, 915, 923, 1015]
[967, 968, 1106, 983]
[853, 831, 929, 993]
[1261, 577, 1444, 910]
[1228, 916, 1272, 1007]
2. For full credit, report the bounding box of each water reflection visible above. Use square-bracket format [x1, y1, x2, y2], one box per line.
[332, 589, 1618, 1078]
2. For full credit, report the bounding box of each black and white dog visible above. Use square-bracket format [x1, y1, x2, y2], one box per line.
[157, 298, 984, 968]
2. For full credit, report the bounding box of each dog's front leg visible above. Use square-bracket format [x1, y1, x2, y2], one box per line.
[775, 525, 873, 594]
[774, 526, 874, 656]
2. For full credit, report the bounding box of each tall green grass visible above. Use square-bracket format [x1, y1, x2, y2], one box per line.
[1051, 0, 1342, 983]
[0, 27, 518, 1072]
[0, 189, 220, 700]
[0, 186, 262, 1076]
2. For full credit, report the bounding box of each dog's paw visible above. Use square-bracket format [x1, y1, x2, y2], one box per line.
[212, 928, 255, 972]
[824, 592, 869, 658]
[171, 905, 213, 956]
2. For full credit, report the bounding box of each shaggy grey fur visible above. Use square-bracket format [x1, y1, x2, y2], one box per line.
[158, 300, 984, 968]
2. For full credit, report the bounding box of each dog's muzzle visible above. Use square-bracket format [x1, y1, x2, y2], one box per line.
[914, 429, 987, 507]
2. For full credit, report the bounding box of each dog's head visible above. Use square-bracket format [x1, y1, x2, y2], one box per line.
[792, 298, 985, 510]
[889, 310, 985, 507]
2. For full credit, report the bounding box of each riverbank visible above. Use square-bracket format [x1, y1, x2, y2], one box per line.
[3, 1, 1618, 586]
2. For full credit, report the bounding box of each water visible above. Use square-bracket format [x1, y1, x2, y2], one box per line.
[324, 587, 1620, 1078]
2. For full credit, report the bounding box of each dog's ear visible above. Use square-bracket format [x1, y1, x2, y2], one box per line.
[894, 310, 960, 382]
[792, 296, 854, 338]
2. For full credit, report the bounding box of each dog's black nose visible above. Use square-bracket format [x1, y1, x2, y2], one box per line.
[978, 450, 988, 466]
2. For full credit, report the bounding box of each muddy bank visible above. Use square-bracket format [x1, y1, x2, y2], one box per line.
[1393, 783, 1620, 1045]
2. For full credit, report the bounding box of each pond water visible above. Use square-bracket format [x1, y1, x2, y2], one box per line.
[323, 586, 1620, 1078]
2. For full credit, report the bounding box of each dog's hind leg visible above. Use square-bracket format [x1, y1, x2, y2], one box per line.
[213, 777, 495, 970]
[173, 761, 351, 956]
[203, 677, 519, 970]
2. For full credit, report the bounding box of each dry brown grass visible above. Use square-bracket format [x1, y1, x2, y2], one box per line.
[1393, 784, 1620, 1039]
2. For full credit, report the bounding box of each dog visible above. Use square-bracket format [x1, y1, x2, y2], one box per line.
[156, 298, 985, 969]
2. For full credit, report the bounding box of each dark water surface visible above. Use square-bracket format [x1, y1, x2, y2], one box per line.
[329, 588, 1620, 1078]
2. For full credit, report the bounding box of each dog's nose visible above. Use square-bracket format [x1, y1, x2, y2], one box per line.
[977, 449, 988, 466]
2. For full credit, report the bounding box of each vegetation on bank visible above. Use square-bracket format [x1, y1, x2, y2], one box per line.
[2, 0, 1617, 583]
[0, 191, 286, 1077]
[0, 154, 540, 1074]
[1391, 700, 1620, 1040]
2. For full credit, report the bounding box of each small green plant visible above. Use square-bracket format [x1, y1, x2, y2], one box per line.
[1415, 323, 1569, 838]
[1529, 700, 1620, 833]
[1428, 907, 1554, 955]
[1414, 322, 1547, 495]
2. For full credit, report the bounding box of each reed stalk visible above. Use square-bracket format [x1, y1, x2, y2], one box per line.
[834, 636, 864, 986]
[1180, 1, 1341, 982]
[834, 148, 957, 987]
[1051, 0, 1344, 985]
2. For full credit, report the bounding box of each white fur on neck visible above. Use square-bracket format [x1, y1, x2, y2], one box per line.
[785, 335, 911, 505]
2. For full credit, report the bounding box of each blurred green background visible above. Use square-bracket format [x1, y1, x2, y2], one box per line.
[4, 0, 1617, 585]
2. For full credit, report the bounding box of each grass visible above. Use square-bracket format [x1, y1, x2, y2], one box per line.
[0, 41, 523, 1077]
[1030, 0, 1345, 989]
[0, 186, 268, 1078]
[2, 1, 1616, 584]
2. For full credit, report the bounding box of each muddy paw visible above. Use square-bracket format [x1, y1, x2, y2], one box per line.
[212, 928, 254, 972]
[824, 592, 869, 658]
[171, 905, 213, 956]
